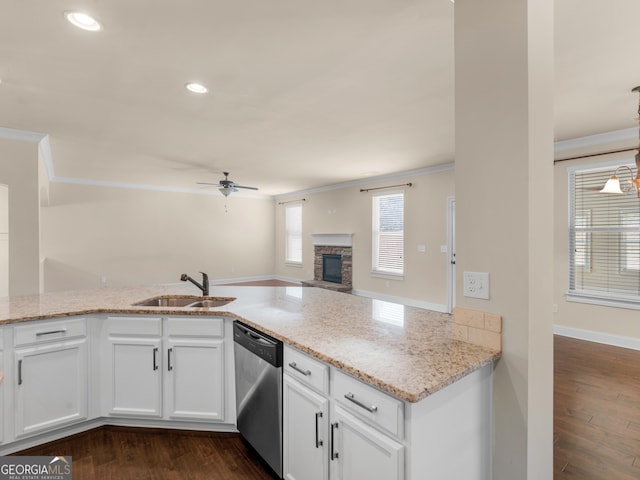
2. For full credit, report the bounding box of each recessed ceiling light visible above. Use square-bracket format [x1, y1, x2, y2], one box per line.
[65, 11, 102, 32]
[185, 83, 208, 94]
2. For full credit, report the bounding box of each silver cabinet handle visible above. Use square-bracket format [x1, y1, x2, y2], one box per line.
[36, 329, 67, 337]
[167, 348, 173, 371]
[315, 412, 323, 448]
[18, 359, 23, 385]
[288, 362, 311, 376]
[153, 347, 159, 371]
[344, 392, 378, 413]
[330, 422, 339, 460]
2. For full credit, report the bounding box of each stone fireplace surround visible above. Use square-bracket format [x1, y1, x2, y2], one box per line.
[301, 234, 353, 292]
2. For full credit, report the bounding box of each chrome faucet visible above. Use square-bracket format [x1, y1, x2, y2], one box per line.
[180, 272, 209, 296]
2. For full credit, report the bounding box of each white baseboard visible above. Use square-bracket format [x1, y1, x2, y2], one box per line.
[352, 288, 448, 313]
[553, 324, 640, 351]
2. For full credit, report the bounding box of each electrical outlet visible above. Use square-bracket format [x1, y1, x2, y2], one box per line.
[463, 271, 490, 299]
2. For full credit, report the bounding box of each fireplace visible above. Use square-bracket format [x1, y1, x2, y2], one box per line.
[322, 254, 343, 284]
[301, 233, 353, 292]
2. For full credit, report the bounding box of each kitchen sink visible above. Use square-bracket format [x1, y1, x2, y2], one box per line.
[132, 295, 235, 308]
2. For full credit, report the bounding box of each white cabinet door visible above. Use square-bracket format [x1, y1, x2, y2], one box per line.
[283, 375, 329, 480]
[106, 336, 162, 417]
[14, 338, 88, 437]
[164, 338, 225, 421]
[0, 330, 4, 444]
[331, 405, 404, 480]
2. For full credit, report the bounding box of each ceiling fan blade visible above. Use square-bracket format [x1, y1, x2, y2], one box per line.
[233, 185, 259, 190]
[196, 182, 220, 186]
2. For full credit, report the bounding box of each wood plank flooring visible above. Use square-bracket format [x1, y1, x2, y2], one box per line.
[554, 335, 640, 479]
[15, 427, 278, 480]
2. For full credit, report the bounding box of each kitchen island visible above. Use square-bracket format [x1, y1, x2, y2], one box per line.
[0, 284, 501, 479]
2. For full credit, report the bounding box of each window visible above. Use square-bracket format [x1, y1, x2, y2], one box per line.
[372, 192, 404, 276]
[568, 165, 640, 307]
[285, 203, 302, 264]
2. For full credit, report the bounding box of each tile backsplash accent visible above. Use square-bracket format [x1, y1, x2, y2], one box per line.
[452, 307, 502, 351]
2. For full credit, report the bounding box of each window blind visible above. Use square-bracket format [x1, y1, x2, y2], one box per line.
[372, 192, 404, 275]
[569, 165, 640, 304]
[285, 204, 302, 264]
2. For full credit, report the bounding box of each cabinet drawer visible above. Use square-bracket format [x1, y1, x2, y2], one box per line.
[14, 318, 86, 347]
[107, 316, 162, 336]
[333, 369, 404, 438]
[166, 316, 224, 337]
[284, 346, 329, 395]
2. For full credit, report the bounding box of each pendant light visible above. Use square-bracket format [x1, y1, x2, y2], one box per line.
[600, 86, 640, 196]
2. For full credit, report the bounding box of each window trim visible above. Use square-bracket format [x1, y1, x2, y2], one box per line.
[285, 203, 303, 266]
[567, 162, 640, 310]
[371, 190, 405, 278]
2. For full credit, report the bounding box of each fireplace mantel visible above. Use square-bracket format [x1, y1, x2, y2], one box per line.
[311, 233, 353, 247]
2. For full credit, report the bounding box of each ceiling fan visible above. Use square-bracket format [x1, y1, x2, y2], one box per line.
[198, 172, 259, 197]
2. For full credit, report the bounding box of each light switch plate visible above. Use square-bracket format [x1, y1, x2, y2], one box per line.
[463, 271, 490, 299]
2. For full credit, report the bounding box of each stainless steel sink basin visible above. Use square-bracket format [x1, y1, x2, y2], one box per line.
[132, 295, 235, 308]
[188, 299, 232, 308]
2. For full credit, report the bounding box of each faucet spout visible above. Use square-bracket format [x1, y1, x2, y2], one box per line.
[180, 272, 209, 296]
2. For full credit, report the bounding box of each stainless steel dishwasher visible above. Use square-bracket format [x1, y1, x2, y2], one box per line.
[233, 321, 283, 478]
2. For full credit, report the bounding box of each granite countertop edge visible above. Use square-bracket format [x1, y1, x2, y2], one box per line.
[0, 285, 502, 403]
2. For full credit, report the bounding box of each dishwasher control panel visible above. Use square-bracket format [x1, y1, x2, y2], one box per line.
[233, 321, 283, 367]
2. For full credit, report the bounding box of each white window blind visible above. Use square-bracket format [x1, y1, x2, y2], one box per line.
[372, 192, 404, 276]
[569, 165, 640, 306]
[285, 204, 302, 264]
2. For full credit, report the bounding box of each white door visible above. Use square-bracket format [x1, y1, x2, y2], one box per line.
[165, 338, 225, 421]
[14, 338, 88, 437]
[106, 336, 162, 417]
[447, 196, 456, 313]
[283, 375, 330, 480]
[330, 405, 404, 480]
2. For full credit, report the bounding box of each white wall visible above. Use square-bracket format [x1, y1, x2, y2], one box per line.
[40, 182, 275, 291]
[455, 0, 554, 478]
[274, 168, 454, 308]
[0, 138, 41, 296]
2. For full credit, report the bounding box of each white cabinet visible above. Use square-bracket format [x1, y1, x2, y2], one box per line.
[283, 374, 329, 480]
[330, 405, 404, 480]
[104, 316, 227, 422]
[107, 335, 163, 417]
[13, 318, 88, 438]
[0, 328, 4, 444]
[283, 346, 404, 480]
[164, 337, 225, 421]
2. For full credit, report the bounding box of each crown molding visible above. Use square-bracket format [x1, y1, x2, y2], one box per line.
[274, 162, 455, 201]
[554, 127, 637, 154]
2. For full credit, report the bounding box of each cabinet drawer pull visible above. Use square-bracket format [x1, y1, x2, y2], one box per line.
[153, 347, 159, 371]
[344, 392, 378, 413]
[315, 411, 323, 448]
[330, 422, 339, 460]
[35, 329, 67, 337]
[288, 362, 311, 376]
[167, 348, 173, 371]
[18, 359, 23, 385]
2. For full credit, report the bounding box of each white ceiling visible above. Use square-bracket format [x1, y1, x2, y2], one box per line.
[1, 0, 640, 196]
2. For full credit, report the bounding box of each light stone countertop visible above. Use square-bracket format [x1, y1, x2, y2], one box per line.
[0, 284, 501, 403]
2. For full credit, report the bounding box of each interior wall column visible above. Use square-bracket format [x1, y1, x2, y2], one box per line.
[454, 0, 554, 478]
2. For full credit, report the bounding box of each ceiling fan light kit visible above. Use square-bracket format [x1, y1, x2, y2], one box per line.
[600, 86, 640, 197]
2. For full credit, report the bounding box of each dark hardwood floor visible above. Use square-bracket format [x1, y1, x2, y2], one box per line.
[554, 335, 640, 479]
[15, 427, 277, 480]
